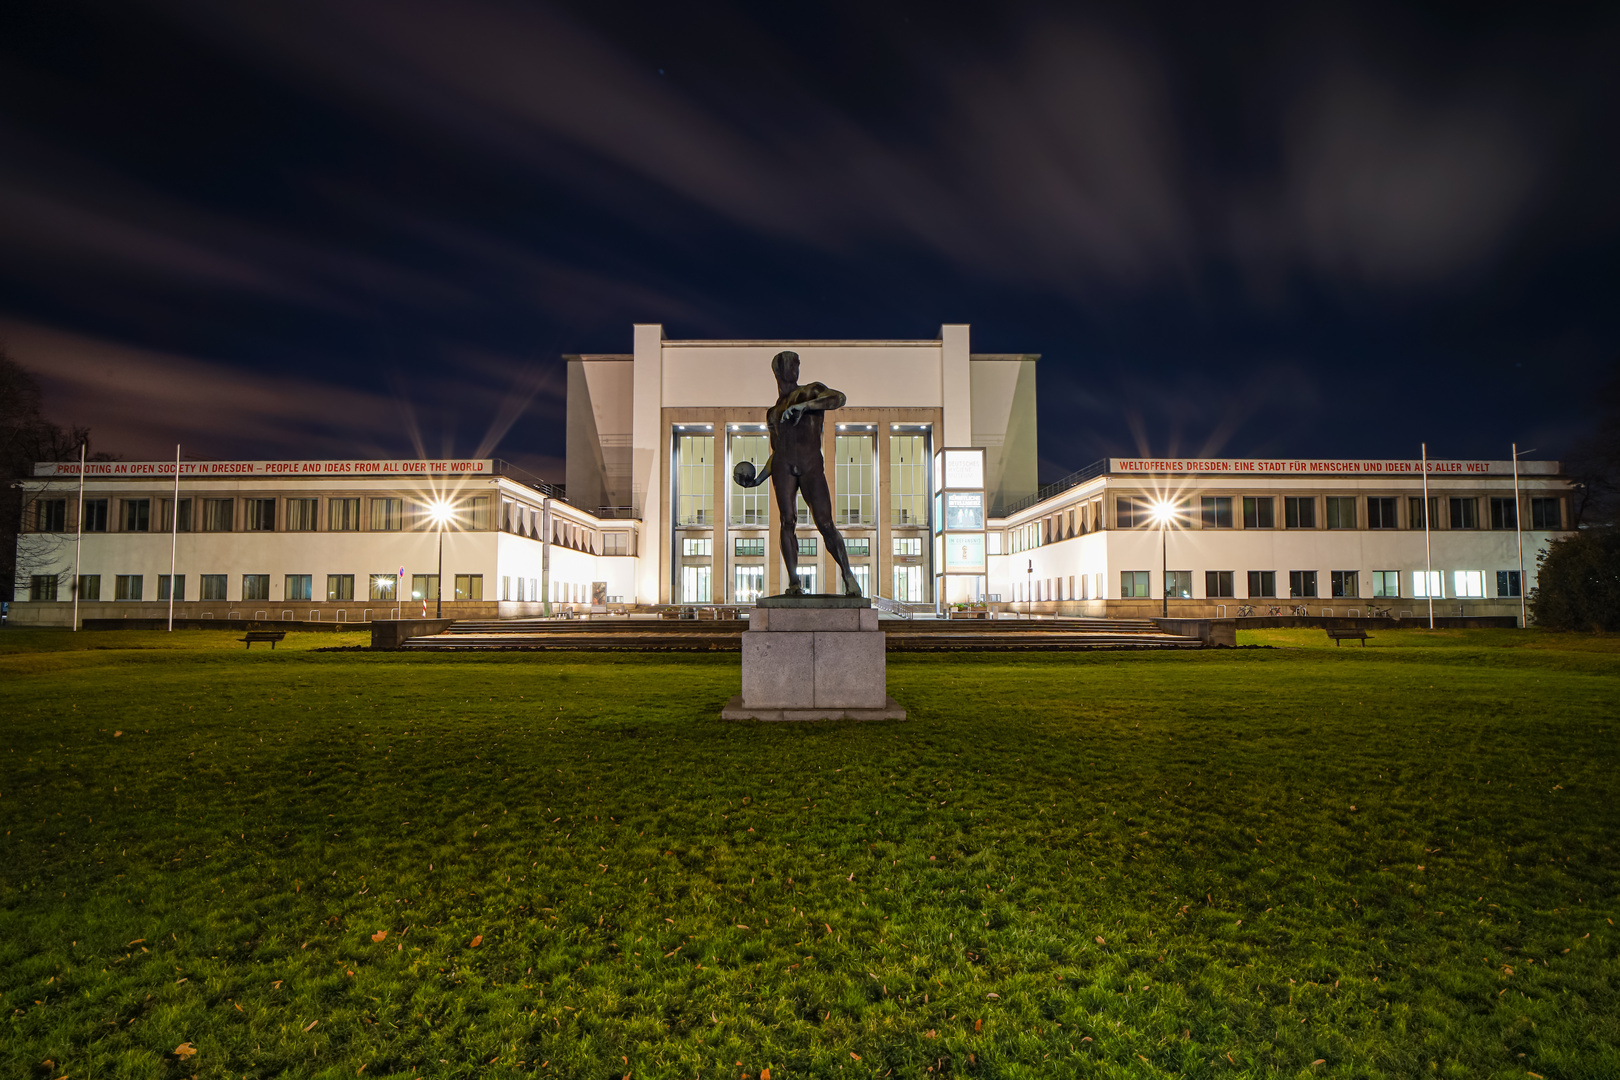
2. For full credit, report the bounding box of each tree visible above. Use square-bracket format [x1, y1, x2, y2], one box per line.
[1564, 359, 1620, 528]
[1, 349, 103, 601]
[1528, 530, 1620, 632]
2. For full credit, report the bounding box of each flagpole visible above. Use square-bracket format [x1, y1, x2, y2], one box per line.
[1512, 443, 1526, 628]
[1421, 442, 1434, 630]
[168, 443, 180, 632]
[72, 441, 86, 632]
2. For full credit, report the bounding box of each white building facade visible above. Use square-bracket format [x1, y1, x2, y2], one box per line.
[9, 325, 1572, 625]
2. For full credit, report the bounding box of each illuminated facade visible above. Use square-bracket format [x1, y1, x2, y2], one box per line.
[9, 324, 1574, 625]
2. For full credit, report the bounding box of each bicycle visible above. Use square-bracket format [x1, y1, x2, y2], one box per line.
[1236, 604, 1254, 618]
[1290, 604, 1309, 616]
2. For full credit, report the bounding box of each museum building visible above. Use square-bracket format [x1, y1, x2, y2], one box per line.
[11, 324, 1573, 625]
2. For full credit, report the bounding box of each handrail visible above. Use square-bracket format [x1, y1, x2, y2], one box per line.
[993, 458, 1109, 518]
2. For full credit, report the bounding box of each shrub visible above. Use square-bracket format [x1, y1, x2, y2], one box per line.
[1529, 529, 1620, 631]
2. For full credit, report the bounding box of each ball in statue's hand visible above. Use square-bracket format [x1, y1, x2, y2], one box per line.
[733, 461, 756, 486]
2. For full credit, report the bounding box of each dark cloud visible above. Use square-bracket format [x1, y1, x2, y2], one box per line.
[0, 0, 1615, 474]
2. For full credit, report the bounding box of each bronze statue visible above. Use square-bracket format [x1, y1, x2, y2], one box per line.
[733, 351, 862, 596]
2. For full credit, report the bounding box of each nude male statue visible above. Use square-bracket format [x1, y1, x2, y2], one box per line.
[731, 351, 863, 596]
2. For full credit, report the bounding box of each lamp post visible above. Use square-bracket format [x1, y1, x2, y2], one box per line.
[1148, 499, 1176, 618]
[1026, 558, 1033, 620]
[428, 499, 454, 618]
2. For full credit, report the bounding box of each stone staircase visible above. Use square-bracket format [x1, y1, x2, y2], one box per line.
[395, 615, 1204, 652]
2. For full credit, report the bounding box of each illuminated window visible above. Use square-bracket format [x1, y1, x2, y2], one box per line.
[454, 574, 483, 600]
[675, 435, 714, 526]
[734, 565, 764, 603]
[835, 434, 876, 526]
[287, 499, 317, 531]
[893, 565, 923, 602]
[201, 498, 233, 532]
[370, 498, 403, 531]
[845, 538, 870, 557]
[890, 434, 929, 526]
[1165, 571, 1193, 598]
[734, 537, 765, 557]
[1371, 571, 1398, 598]
[850, 565, 870, 597]
[894, 536, 921, 557]
[411, 574, 439, 601]
[285, 575, 311, 601]
[1120, 571, 1151, 598]
[1331, 571, 1358, 598]
[329, 498, 359, 531]
[369, 574, 397, 601]
[326, 575, 354, 601]
[681, 565, 712, 603]
[1453, 570, 1484, 598]
[729, 433, 770, 525]
[682, 537, 712, 557]
[1412, 571, 1443, 598]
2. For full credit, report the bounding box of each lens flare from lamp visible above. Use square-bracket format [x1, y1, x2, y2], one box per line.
[428, 500, 455, 526]
[1148, 499, 1176, 526]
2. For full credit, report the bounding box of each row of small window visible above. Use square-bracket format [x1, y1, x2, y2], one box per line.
[28, 573, 484, 602]
[500, 578, 600, 604]
[682, 536, 925, 558]
[29, 496, 491, 533]
[1116, 569, 1521, 599]
[1115, 495, 1561, 531]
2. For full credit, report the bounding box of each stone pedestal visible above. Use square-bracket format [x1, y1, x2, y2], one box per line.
[721, 596, 906, 721]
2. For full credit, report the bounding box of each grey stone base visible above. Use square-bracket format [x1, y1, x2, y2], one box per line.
[721, 694, 907, 722]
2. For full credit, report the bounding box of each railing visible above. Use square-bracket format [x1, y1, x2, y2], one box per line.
[869, 594, 909, 619]
[993, 458, 1110, 518]
[490, 461, 643, 521]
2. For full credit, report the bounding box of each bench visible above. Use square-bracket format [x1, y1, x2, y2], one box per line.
[1326, 629, 1370, 646]
[240, 630, 287, 650]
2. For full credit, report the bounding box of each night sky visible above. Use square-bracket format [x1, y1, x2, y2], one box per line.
[3, 1, 1617, 483]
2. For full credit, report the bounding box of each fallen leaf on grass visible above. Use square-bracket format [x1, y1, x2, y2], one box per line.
[371, 931, 387, 943]
[850, 1052, 861, 1061]
[1312, 1061, 1326, 1067]
[470, 935, 482, 948]
[174, 1043, 197, 1059]
[303, 1020, 318, 1032]
[761, 1070, 771, 1080]
[974, 1019, 982, 1032]
[114, 731, 122, 737]
[1095, 936, 1105, 944]
[271, 981, 282, 989]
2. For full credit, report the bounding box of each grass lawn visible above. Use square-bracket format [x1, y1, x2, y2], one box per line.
[1, 627, 1616, 1080]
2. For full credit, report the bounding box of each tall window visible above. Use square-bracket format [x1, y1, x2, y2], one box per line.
[122, 499, 151, 532]
[834, 433, 876, 526]
[1324, 497, 1356, 530]
[201, 498, 234, 532]
[680, 565, 712, 603]
[159, 575, 184, 601]
[410, 574, 438, 601]
[890, 434, 928, 526]
[454, 574, 483, 600]
[83, 499, 109, 532]
[675, 435, 714, 526]
[1285, 497, 1315, 528]
[1449, 498, 1478, 530]
[287, 498, 318, 531]
[243, 575, 270, 601]
[893, 565, 923, 602]
[370, 574, 397, 601]
[1489, 497, 1517, 530]
[200, 574, 227, 600]
[729, 433, 770, 525]
[1120, 571, 1151, 598]
[241, 498, 273, 531]
[467, 497, 491, 530]
[1247, 570, 1277, 597]
[78, 575, 100, 600]
[1497, 571, 1521, 597]
[327, 574, 354, 601]
[1165, 571, 1193, 598]
[30, 575, 60, 601]
[1330, 571, 1359, 598]
[329, 498, 360, 531]
[114, 575, 144, 601]
[795, 566, 818, 594]
[1200, 497, 1233, 529]
[1205, 570, 1235, 598]
[370, 498, 403, 531]
[1242, 498, 1274, 529]
[160, 498, 191, 532]
[1453, 570, 1484, 598]
[1288, 570, 1318, 598]
[1409, 497, 1438, 529]
[1412, 571, 1443, 598]
[286, 575, 312, 601]
[734, 565, 764, 603]
[35, 499, 67, 531]
[849, 565, 870, 597]
[1367, 498, 1398, 529]
[1530, 498, 1561, 529]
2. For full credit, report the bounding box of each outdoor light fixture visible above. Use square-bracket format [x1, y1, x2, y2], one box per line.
[430, 500, 453, 617]
[1149, 499, 1175, 618]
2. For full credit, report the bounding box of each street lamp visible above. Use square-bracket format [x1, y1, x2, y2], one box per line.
[1026, 558, 1033, 621]
[1147, 499, 1177, 618]
[427, 499, 454, 618]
